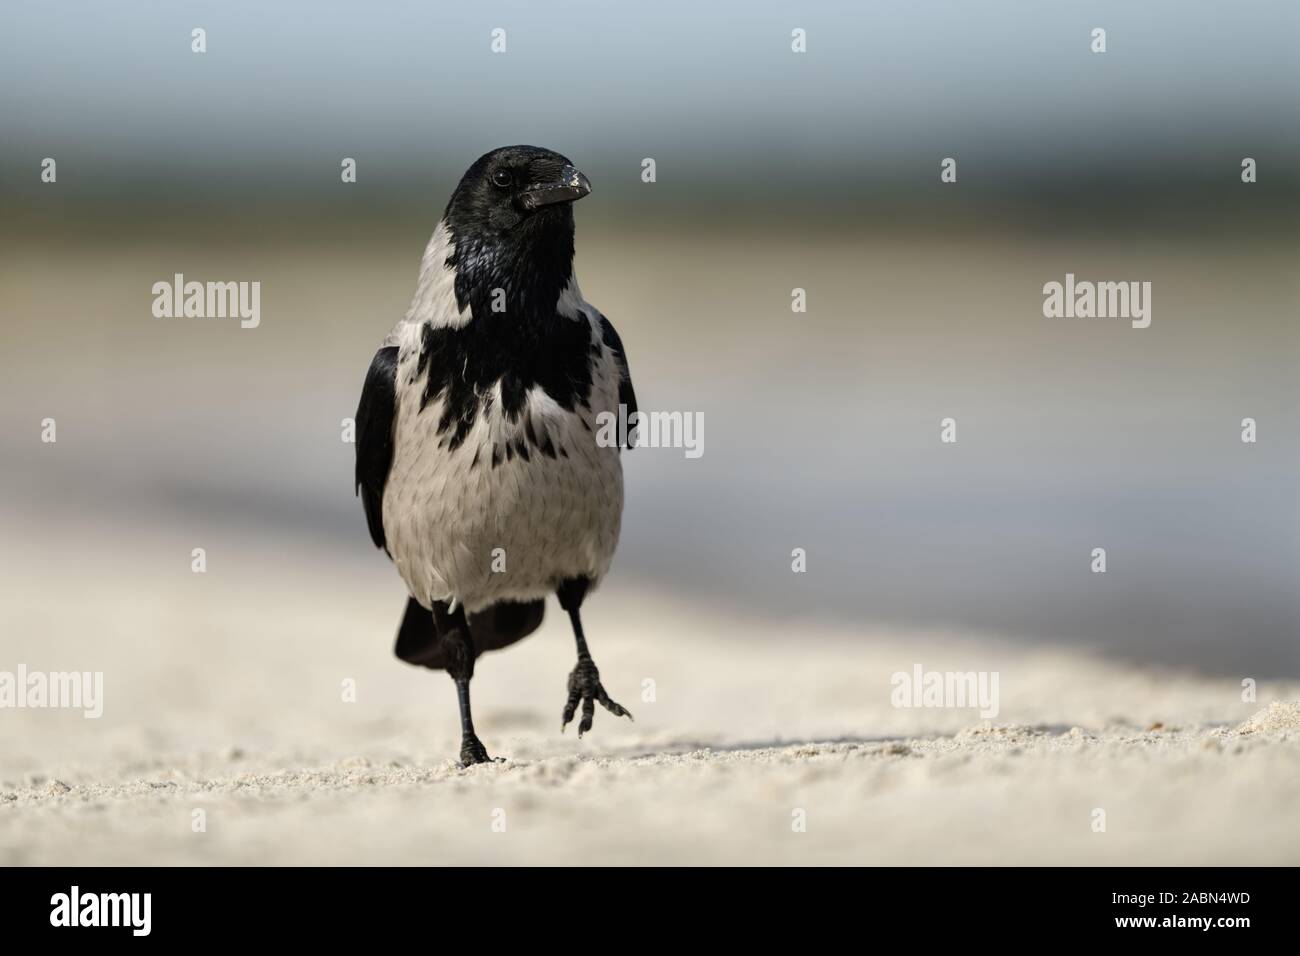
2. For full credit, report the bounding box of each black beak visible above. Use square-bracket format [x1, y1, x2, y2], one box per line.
[517, 165, 592, 211]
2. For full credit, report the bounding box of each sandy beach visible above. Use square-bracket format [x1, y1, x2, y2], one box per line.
[2, 515, 1297, 866]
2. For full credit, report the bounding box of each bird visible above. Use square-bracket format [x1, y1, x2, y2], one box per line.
[354, 146, 638, 766]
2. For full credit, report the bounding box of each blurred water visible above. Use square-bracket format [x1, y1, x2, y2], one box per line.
[2, 218, 1295, 674]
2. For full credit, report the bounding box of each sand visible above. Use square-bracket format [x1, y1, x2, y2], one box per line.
[2, 517, 1298, 865]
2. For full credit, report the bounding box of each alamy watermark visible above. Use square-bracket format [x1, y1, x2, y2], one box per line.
[0, 665, 103, 718]
[891, 664, 1000, 719]
[50, 886, 150, 936]
[1043, 273, 1151, 329]
[595, 403, 703, 459]
[152, 273, 260, 329]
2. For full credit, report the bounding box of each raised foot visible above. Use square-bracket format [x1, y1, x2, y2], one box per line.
[562, 657, 633, 737]
[460, 734, 494, 766]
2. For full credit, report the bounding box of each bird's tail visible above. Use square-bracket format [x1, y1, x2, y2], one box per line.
[393, 597, 545, 670]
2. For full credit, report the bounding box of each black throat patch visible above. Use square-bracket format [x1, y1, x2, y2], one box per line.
[416, 312, 596, 456]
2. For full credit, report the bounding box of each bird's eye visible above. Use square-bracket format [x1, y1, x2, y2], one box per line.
[491, 169, 513, 188]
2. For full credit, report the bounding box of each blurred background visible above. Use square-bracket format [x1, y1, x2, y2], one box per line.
[2, 0, 1297, 691]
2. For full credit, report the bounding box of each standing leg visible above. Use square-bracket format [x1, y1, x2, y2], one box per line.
[432, 600, 492, 765]
[557, 577, 633, 736]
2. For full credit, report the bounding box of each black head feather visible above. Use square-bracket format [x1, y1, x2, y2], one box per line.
[442, 145, 589, 319]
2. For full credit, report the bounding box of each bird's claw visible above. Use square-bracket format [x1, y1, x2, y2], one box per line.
[459, 734, 493, 766]
[561, 657, 632, 737]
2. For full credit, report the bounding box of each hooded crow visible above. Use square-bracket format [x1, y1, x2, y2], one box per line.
[355, 146, 637, 765]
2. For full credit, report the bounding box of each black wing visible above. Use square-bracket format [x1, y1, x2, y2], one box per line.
[597, 313, 638, 449]
[355, 346, 399, 550]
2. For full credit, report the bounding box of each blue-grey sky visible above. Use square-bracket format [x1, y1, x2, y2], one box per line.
[3, 0, 1297, 194]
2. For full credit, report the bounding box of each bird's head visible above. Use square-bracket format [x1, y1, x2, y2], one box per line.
[446, 145, 591, 234]
[441, 146, 591, 317]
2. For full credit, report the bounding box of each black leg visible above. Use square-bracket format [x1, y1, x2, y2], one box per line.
[556, 577, 632, 736]
[432, 601, 492, 765]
